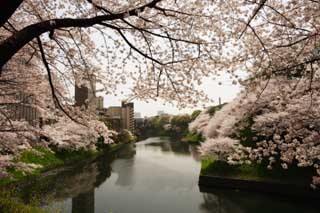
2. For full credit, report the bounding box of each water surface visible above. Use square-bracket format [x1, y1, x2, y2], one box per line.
[21, 137, 318, 213]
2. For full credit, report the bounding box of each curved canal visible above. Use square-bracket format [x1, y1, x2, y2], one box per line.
[19, 137, 318, 213]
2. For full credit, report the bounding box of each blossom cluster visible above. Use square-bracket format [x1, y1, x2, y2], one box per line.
[41, 118, 114, 151]
[191, 74, 320, 188]
[0, 47, 114, 178]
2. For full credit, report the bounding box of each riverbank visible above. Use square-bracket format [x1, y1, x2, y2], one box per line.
[0, 137, 317, 213]
[0, 142, 127, 213]
[199, 159, 320, 199]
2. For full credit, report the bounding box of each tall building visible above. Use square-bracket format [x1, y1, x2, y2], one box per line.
[75, 75, 96, 110]
[103, 102, 134, 132]
[106, 106, 122, 118]
[121, 102, 134, 132]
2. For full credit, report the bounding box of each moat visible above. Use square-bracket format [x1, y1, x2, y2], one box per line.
[18, 137, 318, 213]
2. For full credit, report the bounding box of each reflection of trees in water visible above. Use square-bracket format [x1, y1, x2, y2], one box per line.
[114, 143, 136, 159]
[200, 192, 244, 213]
[19, 160, 101, 205]
[18, 143, 136, 208]
[199, 188, 318, 213]
[110, 143, 137, 187]
[72, 189, 95, 213]
[146, 139, 201, 161]
[112, 158, 136, 187]
[71, 144, 136, 213]
[147, 141, 171, 152]
[189, 145, 201, 162]
[169, 141, 190, 154]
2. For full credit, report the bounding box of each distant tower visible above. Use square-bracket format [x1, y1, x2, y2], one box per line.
[121, 101, 134, 132]
[75, 75, 96, 110]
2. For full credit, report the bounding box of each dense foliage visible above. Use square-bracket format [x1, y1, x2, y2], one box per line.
[141, 110, 203, 142]
[191, 76, 320, 188]
[2, 0, 320, 191]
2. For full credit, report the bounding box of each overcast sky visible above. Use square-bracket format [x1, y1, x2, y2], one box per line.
[100, 74, 242, 117]
[92, 32, 244, 117]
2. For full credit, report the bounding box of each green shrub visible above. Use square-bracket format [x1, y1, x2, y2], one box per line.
[183, 132, 203, 143]
[115, 130, 136, 143]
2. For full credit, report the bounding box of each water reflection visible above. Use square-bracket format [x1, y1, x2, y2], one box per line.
[15, 137, 319, 213]
[17, 144, 135, 208]
[72, 190, 94, 213]
[199, 188, 318, 213]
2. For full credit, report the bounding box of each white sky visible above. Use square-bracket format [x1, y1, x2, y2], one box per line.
[92, 28, 245, 117]
[100, 74, 243, 117]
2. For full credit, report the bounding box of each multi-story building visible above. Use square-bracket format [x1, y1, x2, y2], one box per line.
[100, 102, 134, 133]
[106, 106, 122, 118]
[75, 75, 96, 110]
[121, 102, 134, 132]
[73, 76, 134, 132]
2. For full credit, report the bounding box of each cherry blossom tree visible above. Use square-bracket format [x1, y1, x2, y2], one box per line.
[1, 0, 320, 107]
[191, 73, 320, 188]
[0, 0, 216, 109]
[1, 0, 320, 183]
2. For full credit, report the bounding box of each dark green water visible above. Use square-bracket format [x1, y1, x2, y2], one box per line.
[19, 137, 318, 213]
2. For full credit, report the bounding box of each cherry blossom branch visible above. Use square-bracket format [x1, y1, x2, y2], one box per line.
[239, 0, 268, 39]
[36, 36, 81, 125]
[0, 0, 162, 70]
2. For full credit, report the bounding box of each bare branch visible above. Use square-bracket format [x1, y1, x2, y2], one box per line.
[36, 36, 81, 125]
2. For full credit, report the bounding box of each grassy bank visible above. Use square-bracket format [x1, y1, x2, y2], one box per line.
[201, 159, 314, 185]
[0, 143, 127, 212]
[0, 146, 103, 187]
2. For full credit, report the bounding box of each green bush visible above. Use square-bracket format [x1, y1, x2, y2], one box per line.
[115, 130, 136, 144]
[182, 132, 203, 143]
[0, 146, 101, 187]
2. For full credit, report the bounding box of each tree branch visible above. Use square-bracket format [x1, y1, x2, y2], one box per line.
[239, 0, 267, 39]
[36, 36, 81, 125]
[0, 0, 162, 70]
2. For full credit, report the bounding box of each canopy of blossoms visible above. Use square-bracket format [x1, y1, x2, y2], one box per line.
[190, 74, 320, 188]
